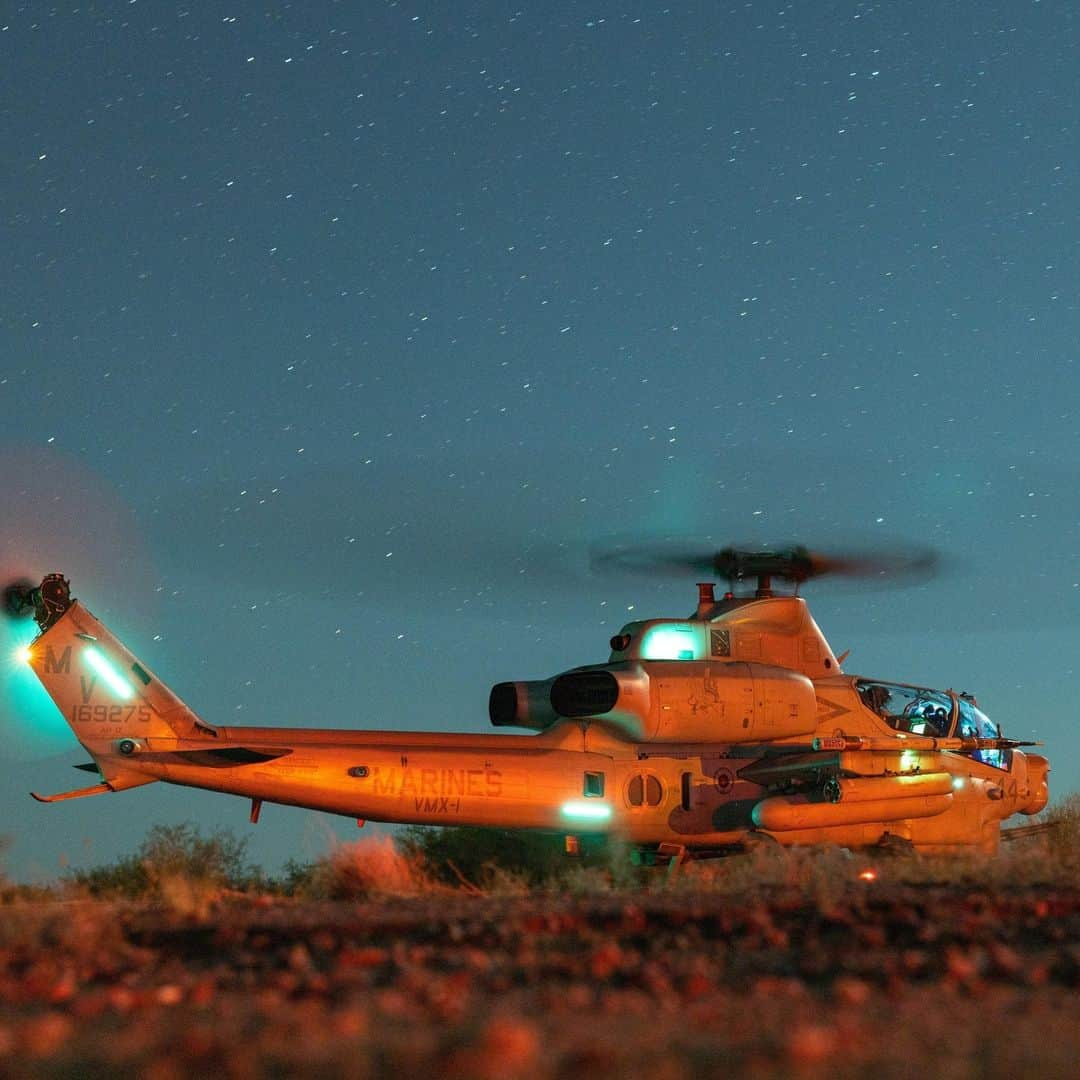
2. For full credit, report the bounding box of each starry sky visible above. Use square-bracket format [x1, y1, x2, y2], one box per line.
[2, 2, 1078, 881]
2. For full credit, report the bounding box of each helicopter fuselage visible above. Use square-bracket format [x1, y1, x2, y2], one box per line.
[21, 581, 1048, 857]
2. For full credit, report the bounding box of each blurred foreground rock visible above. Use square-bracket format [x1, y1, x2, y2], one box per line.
[1, 883, 1078, 1078]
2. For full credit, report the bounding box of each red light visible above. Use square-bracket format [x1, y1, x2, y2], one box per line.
[858, 868, 878, 882]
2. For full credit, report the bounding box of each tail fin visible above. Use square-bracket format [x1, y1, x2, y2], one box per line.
[25, 593, 217, 751]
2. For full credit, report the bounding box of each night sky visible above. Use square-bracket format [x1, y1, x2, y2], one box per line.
[2, 2, 1078, 881]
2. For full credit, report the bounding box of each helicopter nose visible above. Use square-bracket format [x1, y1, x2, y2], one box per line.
[1018, 753, 1050, 816]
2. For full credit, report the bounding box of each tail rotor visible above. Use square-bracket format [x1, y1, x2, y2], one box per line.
[3, 580, 37, 621]
[0, 444, 154, 760]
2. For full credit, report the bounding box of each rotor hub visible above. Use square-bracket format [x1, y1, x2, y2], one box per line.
[591, 539, 937, 598]
[3, 573, 72, 633]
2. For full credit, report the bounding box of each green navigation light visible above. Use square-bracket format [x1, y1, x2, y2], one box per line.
[84, 646, 134, 700]
[561, 800, 613, 821]
[641, 624, 699, 661]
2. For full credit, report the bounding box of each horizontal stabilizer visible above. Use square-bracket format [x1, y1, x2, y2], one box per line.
[31, 772, 159, 803]
[31, 782, 114, 803]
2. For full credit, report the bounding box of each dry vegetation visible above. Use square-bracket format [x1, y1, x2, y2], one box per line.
[0, 804, 1078, 1077]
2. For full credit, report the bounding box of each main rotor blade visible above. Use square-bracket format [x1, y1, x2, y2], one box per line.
[590, 537, 939, 589]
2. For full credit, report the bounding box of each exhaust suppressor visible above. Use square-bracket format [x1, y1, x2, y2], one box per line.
[489, 670, 622, 729]
[488, 679, 559, 729]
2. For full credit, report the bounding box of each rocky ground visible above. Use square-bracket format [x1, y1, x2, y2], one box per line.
[1, 871, 1078, 1079]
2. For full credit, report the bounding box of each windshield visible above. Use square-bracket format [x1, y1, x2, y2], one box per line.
[957, 697, 1008, 769]
[857, 680, 954, 736]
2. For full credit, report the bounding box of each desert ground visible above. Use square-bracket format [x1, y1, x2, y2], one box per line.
[2, 838, 1079, 1079]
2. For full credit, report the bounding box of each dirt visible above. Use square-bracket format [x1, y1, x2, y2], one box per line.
[1, 883, 1078, 1078]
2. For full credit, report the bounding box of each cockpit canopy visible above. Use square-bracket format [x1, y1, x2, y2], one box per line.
[857, 680, 953, 737]
[957, 695, 1007, 769]
[856, 679, 1007, 769]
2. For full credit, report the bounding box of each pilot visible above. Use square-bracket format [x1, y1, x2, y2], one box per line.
[912, 704, 950, 737]
[860, 684, 891, 717]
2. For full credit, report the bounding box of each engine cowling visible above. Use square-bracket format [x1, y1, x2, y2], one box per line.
[489, 660, 818, 743]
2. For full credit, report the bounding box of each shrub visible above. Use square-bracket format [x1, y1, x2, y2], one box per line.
[399, 825, 607, 889]
[69, 822, 259, 902]
[1044, 791, 1080, 859]
[306, 836, 436, 899]
[276, 857, 320, 897]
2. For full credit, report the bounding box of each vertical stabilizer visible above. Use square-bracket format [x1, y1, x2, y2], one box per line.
[26, 600, 216, 749]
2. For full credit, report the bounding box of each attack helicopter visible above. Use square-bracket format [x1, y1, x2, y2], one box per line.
[5, 544, 1049, 860]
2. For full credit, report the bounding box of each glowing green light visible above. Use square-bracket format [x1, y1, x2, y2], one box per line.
[83, 647, 134, 700]
[900, 749, 920, 772]
[1, 620, 72, 758]
[952, 776, 965, 791]
[561, 800, 612, 821]
[641, 624, 699, 661]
